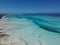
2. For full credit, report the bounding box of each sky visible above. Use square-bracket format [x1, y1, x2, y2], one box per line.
[0, 0, 60, 13]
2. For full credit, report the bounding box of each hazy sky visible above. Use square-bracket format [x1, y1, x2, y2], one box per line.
[0, 0, 60, 13]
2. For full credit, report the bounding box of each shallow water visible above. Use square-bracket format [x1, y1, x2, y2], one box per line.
[1, 14, 60, 45]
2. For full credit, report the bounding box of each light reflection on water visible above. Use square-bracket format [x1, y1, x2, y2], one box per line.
[1, 14, 60, 45]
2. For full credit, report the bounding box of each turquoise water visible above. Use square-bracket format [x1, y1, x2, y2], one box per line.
[2, 14, 60, 45]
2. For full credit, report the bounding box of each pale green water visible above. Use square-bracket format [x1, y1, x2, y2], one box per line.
[2, 14, 60, 45]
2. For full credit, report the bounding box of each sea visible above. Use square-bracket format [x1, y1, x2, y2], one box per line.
[0, 14, 60, 45]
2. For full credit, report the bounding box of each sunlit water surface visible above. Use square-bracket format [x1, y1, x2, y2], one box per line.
[1, 14, 60, 45]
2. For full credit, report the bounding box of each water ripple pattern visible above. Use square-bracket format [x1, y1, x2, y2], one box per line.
[1, 14, 60, 45]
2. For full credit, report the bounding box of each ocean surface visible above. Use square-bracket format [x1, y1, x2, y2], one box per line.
[1, 14, 60, 45]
